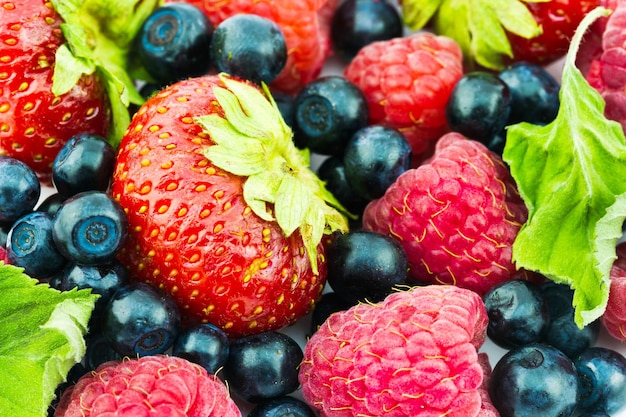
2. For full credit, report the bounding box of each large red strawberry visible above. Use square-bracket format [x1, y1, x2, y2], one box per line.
[170, 0, 338, 94]
[507, 0, 601, 65]
[0, 0, 159, 183]
[110, 73, 349, 338]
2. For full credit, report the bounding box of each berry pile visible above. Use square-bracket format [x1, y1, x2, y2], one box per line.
[2, 1, 626, 417]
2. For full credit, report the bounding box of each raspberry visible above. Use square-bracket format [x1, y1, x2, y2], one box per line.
[179, 0, 337, 94]
[343, 33, 464, 164]
[299, 285, 490, 417]
[0, 247, 8, 265]
[53, 355, 241, 417]
[578, 0, 626, 133]
[362, 132, 528, 296]
[603, 242, 626, 341]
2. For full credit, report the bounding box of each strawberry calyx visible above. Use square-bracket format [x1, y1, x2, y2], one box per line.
[50, 0, 162, 147]
[402, 0, 544, 70]
[195, 74, 351, 274]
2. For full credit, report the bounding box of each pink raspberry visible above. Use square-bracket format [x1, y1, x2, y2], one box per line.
[577, 0, 626, 133]
[343, 32, 464, 164]
[362, 132, 528, 296]
[299, 285, 490, 417]
[53, 355, 241, 417]
[602, 242, 626, 341]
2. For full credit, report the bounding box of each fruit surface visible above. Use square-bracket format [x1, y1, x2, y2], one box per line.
[507, 0, 601, 65]
[489, 343, 579, 417]
[110, 73, 347, 337]
[172, 323, 230, 374]
[210, 14, 287, 84]
[575, 347, 626, 415]
[344, 32, 464, 164]
[299, 284, 490, 417]
[53, 355, 241, 416]
[362, 132, 528, 296]
[0, 0, 110, 183]
[0, 156, 40, 224]
[172, 0, 338, 93]
[603, 242, 626, 340]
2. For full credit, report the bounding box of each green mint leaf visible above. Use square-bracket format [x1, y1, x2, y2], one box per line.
[503, 7, 625, 327]
[404, 0, 544, 69]
[50, 0, 162, 146]
[0, 264, 98, 416]
[196, 74, 351, 274]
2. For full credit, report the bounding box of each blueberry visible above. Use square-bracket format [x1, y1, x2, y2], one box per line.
[540, 281, 599, 359]
[575, 347, 626, 415]
[316, 156, 369, 219]
[7, 212, 67, 279]
[135, 3, 213, 85]
[224, 331, 303, 403]
[52, 133, 116, 197]
[484, 279, 549, 349]
[248, 396, 317, 417]
[293, 75, 369, 155]
[0, 222, 11, 249]
[446, 71, 511, 144]
[343, 125, 411, 200]
[52, 191, 128, 265]
[309, 291, 353, 335]
[0, 157, 40, 224]
[489, 343, 579, 417]
[272, 91, 296, 129]
[84, 332, 122, 371]
[498, 61, 560, 126]
[102, 282, 181, 357]
[172, 323, 230, 374]
[210, 14, 287, 84]
[330, 0, 403, 60]
[36, 193, 67, 217]
[56, 261, 129, 331]
[327, 230, 409, 305]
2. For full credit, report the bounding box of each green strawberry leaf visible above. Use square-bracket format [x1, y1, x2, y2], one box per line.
[51, 0, 162, 148]
[0, 263, 98, 416]
[195, 74, 352, 274]
[503, 7, 626, 327]
[403, 0, 546, 69]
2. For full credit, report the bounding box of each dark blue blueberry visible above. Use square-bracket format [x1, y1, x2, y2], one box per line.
[248, 396, 317, 417]
[310, 291, 353, 335]
[489, 343, 579, 417]
[293, 75, 369, 155]
[343, 125, 411, 201]
[0, 222, 11, 248]
[172, 323, 230, 374]
[56, 261, 129, 331]
[575, 347, 626, 415]
[483, 279, 549, 349]
[210, 14, 287, 84]
[84, 332, 122, 371]
[52, 191, 128, 265]
[331, 0, 403, 60]
[327, 230, 408, 305]
[48, 362, 89, 415]
[446, 71, 511, 144]
[0, 157, 40, 224]
[7, 212, 66, 279]
[51, 133, 116, 197]
[316, 156, 369, 220]
[540, 281, 599, 359]
[135, 3, 213, 85]
[272, 91, 295, 129]
[224, 331, 303, 403]
[36, 193, 67, 217]
[498, 61, 560, 125]
[102, 282, 181, 357]
[577, 413, 611, 417]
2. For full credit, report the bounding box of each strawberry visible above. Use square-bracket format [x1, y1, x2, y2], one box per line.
[169, 0, 338, 94]
[507, 0, 601, 66]
[362, 132, 528, 296]
[0, 0, 160, 183]
[110, 73, 349, 338]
